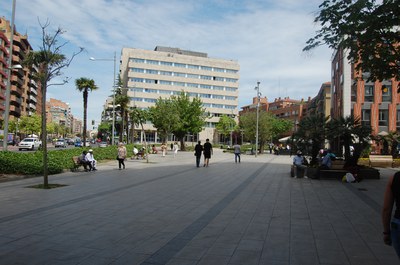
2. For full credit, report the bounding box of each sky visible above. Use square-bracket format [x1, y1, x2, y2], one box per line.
[0, 0, 332, 126]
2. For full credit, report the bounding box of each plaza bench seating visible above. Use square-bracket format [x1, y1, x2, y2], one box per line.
[369, 155, 393, 168]
[71, 156, 83, 171]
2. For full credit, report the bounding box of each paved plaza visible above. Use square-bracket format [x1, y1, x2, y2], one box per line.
[0, 149, 399, 265]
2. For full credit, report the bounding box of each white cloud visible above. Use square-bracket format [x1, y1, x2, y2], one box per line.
[1, 0, 332, 123]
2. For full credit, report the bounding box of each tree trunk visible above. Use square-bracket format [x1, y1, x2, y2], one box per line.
[41, 80, 48, 188]
[83, 90, 88, 145]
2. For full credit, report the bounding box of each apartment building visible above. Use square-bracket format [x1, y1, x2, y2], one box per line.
[0, 17, 40, 123]
[331, 48, 399, 153]
[119, 46, 240, 143]
[46, 98, 72, 128]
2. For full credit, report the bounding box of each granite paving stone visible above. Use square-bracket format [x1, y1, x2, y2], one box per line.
[0, 150, 399, 264]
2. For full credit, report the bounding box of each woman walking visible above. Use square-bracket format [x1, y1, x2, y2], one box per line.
[117, 142, 127, 169]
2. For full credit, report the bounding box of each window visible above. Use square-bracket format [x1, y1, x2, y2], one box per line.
[225, 96, 236, 101]
[381, 84, 392, 102]
[187, 74, 199, 79]
[146, 69, 158, 75]
[226, 87, 236, 92]
[397, 110, 400, 129]
[200, 66, 212, 71]
[364, 85, 374, 102]
[144, 98, 157, 103]
[132, 78, 144, 83]
[131, 68, 144, 73]
[200, 84, 211, 89]
[212, 104, 223, 108]
[213, 76, 224, 81]
[226, 69, 238, 74]
[200, 94, 211, 98]
[225, 105, 236, 110]
[188, 64, 199, 69]
[213, 86, 224, 90]
[174, 72, 186, 77]
[187, 83, 199, 88]
[214, 68, 224, 72]
[160, 61, 173, 66]
[379, 110, 388, 126]
[146, 60, 158, 65]
[174, 82, 185, 86]
[174, 63, 186, 68]
[212, 95, 223, 99]
[131, 58, 145, 63]
[160, 71, 172, 76]
[159, 80, 172, 85]
[226, 78, 237, 83]
[144, 88, 157, 93]
[200, 75, 212, 80]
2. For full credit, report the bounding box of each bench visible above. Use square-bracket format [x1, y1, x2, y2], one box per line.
[369, 155, 393, 168]
[71, 156, 83, 171]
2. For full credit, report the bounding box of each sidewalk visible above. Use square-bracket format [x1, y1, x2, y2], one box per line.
[0, 150, 398, 264]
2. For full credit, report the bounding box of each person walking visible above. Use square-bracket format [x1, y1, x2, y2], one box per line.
[382, 171, 400, 258]
[173, 142, 179, 158]
[203, 138, 213, 167]
[117, 142, 127, 170]
[194, 141, 203, 167]
[233, 143, 241, 163]
[161, 143, 167, 157]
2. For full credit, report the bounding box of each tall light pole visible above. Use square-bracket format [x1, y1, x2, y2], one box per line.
[3, 0, 16, 151]
[90, 51, 117, 145]
[255, 81, 260, 157]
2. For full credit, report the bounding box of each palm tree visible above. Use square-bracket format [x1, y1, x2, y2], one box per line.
[293, 114, 328, 166]
[115, 94, 130, 143]
[75, 78, 98, 145]
[326, 115, 371, 165]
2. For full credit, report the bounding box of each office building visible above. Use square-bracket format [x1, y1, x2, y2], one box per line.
[119, 46, 240, 143]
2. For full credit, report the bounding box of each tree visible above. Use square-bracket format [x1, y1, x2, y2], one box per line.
[304, 0, 400, 82]
[149, 98, 179, 143]
[240, 111, 292, 153]
[170, 91, 206, 151]
[23, 20, 83, 188]
[130, 108, 150, 162]
[75, 77, 98, 146]
[292, 114, 328, 166]
[97, 122, 111, 141]
[18, 114, 41, 136]
[115, 93, 130, 143]
[216, 115, 236, 145]
[326, 115, 371, 166]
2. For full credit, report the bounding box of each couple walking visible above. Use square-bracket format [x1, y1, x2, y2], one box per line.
[194, 139, 213, 167]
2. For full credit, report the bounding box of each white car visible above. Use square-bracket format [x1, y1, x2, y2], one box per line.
[55, 139, 67, 148]
[18, 137, 42, 151]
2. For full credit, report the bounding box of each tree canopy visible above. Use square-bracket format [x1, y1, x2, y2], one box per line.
[215, 115, 236, 144]
[304, 0, 400, 81]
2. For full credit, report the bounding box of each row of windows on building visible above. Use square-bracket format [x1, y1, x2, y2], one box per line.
[129, 77, 238, 87]
[129, 88, 236, 100]
[361, 109, 400, 127]
[130, 97, 236, 109]
[130, 67, 238, 83]
[130, 58, 238, 74]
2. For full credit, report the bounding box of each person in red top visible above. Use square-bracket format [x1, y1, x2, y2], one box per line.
[382, 171, 400, 258]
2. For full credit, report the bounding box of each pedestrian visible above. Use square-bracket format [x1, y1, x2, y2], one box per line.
[194, 141, 203, 167]
[382, 171, 400, 258]
[85, 149, 97, 171]
[117, 142, 127, 170]
[161, 142, 167, 157]
[173, 142, 179, 157]
[233, 143, 241, 163]
[170, 143, 173, 151]
[293, 150, 308, 178]
[203, 138, 213, 167]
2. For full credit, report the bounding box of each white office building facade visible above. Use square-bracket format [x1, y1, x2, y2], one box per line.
[119, 46, 240, 144]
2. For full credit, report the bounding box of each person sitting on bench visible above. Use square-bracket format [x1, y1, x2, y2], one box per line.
[293, 150, 308, 178]
[78, 150, 92, 171]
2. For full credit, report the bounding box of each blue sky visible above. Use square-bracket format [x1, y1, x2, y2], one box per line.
[0, 0, 332, 125]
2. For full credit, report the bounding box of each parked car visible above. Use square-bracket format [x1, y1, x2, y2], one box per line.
[99, 141, 108, 148]
[18, 137, 42, 151]
[55, 139, 67, 148]
[74, 140, 82, 147]
[65, 138, 74, 145]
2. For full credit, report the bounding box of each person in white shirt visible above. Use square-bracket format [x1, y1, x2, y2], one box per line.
[293, 151, 307, 178]
[173, 142, 179, 158]
[85, 149, 97, 171]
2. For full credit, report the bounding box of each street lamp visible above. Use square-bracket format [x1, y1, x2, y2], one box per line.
[90, 51, 117, 145]
[255, 81, 261, 157]
[2, 0, 17, 151]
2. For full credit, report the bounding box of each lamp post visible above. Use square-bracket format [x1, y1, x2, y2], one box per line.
[90, 51, 117, 145]
[255, 81, 260, 157]
[2, 0, 17, 151]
